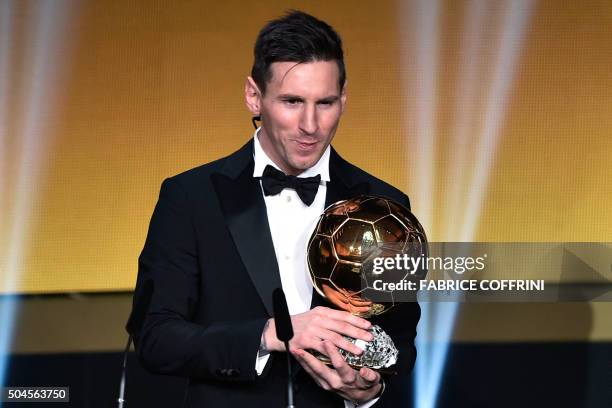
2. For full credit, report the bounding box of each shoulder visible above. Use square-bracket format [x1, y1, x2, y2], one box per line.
[162, 140, 252, 192]
[331, 148, 411, 210]
[166, 157, 224, 187]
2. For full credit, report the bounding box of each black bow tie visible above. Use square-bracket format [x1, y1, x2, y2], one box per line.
[261, 165, 321, 206]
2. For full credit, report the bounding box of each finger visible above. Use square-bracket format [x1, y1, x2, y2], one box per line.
[320, 331, 366, 356]
[326, 290, 350, 305]
[358, 367, 380, 385]
[295, 334, 326, 356]
[314, 307, 371, 330]
[292, 349, 331, 390]
[317, 318, 374, 343]
[324, 340, 356, 383]
[302, 324, 366, 356]
[347, 304, 373, 314]
[347, 297, 373, 307]
[293, 347, 339, 386]
[339, 289, 373, 307]
[293, 332, 360, 357]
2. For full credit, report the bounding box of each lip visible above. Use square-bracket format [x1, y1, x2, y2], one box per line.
[295, 140, 319, 151]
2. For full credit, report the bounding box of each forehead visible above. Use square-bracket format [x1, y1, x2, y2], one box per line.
[266, 61, 342, 96]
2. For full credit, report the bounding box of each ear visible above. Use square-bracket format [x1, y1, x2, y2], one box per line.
[245, 76, 262, 115]
[340, 80, 348, 113]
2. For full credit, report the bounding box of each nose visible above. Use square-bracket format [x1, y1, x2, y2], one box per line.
[299, 104, 318, 135]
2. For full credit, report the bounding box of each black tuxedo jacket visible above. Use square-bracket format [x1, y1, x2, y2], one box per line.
[132, 140, 420, 407]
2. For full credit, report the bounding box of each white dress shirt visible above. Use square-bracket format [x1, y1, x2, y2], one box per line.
[252, 129, 381, 408]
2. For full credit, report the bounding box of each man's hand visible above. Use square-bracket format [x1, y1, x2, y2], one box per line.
[262, 306, 373, 356]
[292, 340, 382, 404]
[260, 306, 382, 403]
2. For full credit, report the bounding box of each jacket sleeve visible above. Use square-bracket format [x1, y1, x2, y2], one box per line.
[373, 192, 421, 406]
[131, 177, 268, 383]
[372, 301, 420, 406]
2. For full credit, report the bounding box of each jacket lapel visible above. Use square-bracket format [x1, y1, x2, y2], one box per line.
[325, 148, 371, 207]
[211, 140, 282, 317]
[211, 142, 373, 314]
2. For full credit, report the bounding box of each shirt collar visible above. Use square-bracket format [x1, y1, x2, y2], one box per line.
[252, 127, 330, 182]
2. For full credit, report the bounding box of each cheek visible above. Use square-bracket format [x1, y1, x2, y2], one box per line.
[268, 105, 297, 128]
[320, 110, 342, 132]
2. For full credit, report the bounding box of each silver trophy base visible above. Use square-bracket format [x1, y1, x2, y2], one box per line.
[311, 325, 398, 372]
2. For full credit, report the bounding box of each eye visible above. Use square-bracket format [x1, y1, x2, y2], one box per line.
[318, 100, 335, 108]
[283, 98, 302, 105]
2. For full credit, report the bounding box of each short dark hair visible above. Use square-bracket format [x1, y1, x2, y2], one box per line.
[251, 10, 346, 94]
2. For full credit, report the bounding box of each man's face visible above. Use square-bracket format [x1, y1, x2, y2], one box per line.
[247, 60, 346, 175]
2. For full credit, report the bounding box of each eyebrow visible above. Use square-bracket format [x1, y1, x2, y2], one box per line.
[277, 94, 340, 103]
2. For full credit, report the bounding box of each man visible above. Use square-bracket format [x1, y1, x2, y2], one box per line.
[132, 10, 420, 407]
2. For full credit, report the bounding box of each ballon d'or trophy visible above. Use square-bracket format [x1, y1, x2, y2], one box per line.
[307, 195, 427, 372]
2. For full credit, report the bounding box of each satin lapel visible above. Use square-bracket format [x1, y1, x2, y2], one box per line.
[324, 148, 370, 207]
[211, 141, 281, 317]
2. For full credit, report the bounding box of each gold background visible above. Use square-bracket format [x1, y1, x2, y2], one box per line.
[1, 0, 611, 347]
